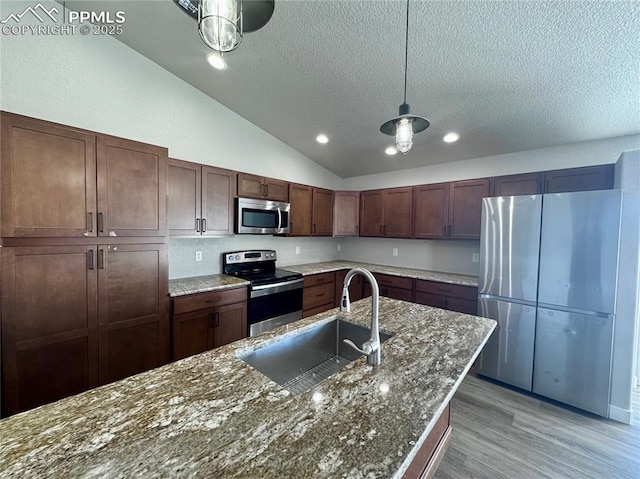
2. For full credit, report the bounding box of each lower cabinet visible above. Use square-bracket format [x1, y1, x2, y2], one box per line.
[403, 404, 452, 479]
[414, 280, 478, 315]
[303, 272, 335, 317]
[334, 269, 364, 307]
[363, 273, 414, 302]
[1, 243, 169, 417]
[171, 287, 247, 361]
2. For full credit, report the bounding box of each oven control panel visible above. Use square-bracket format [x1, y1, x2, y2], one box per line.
[224, 250, 277, 265]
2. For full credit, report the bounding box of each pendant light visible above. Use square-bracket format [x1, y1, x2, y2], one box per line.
[174, 0, 274, 53]
[380, 0, 429, 154]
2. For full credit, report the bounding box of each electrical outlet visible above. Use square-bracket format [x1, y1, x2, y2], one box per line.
[392, 248, 398, 256]
[195, 251, 203, 262]
[472, 253, 479, 263]
[295, 246, 300, 255]
[337, 244, 341, 252]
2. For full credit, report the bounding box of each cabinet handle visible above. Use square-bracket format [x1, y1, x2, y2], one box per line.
[313, 224, 316, 234]
[98, 249, 105, 269]
[87, 250, 94, 270]
[265, 184, 269, 197]
[214, 312, 220, 327]
[379, 225, 383, 235]
[202, 218, 207, 232]
[448, 224, 452, 237]
[98, 212, 104, 233]
[315, 293, 325, 298]
[196, 218, 201, 232]
[383, 225, 386, 235]
[209, 313, 214, 328]
[87, 212, 93, 233]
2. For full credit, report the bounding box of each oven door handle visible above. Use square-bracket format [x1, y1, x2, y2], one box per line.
[251, 278, 303, 298]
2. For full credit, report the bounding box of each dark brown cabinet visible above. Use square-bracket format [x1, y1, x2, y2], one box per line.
[414, 179, 489, 239]
[171, 287, 247, 361]
[288, 183, 312, 236]
[363, 273, 414, 302]
[1, 112, 167, 238]
[237, 172, 289, 202]
[1, 243, 168, 416]
[168, 159, 235, 236]
[333, 191, 359, 236]
[303, 272, 336, 317]
[312, 187, 334, 236]
[334, 269, 365, 306]
[543, 164, 614, 193]
[414, 280, 478, 315]
[491, 172, 543, 197]
[360, 187, 413, 238]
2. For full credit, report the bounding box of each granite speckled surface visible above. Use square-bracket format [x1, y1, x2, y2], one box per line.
[0, 298, 495, 479]
[169, 274, 249, 297]
[284, 260, 479, 287]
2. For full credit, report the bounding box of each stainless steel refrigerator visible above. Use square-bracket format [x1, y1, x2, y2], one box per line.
[477, 190, 622, 417]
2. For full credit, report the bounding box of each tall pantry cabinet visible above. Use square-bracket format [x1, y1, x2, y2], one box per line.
[0, 112, 169, 417]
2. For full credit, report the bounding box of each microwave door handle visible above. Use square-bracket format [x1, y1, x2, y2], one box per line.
[277, 207, 282, 231]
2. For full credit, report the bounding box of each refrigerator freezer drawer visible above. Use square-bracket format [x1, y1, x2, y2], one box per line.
[533, 307, 613, 417]
[477, 298, 536, 391]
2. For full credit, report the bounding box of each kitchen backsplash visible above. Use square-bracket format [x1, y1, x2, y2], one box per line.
[169, 236, 480, 279]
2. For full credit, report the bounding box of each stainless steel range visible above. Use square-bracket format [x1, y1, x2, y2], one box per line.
[223, 250, 303, 337]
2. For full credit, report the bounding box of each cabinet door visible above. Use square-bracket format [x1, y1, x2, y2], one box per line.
[237, 173, 264, 199]
[263, 177, 289, 202]
[172, 309, 212, 361]
[491, 173, 542, 197]
[414, 291, 445, 308]
[97, 135, 167, 236]
[168, 158, 201, 236]
[202, 166, 235, 236]
[544, 165, 614, 193]
[312, 187, 334, 236]
[360, 190, 384, 237]
[383, 187, 413, 238]
[1, 112, 96, 238]
[98, 244, 168, 385]
[1, 246, 99, 416]
[334, 270, 364, 307]
[448, 179, 490, 239]
[333, 191, 359, 236]
[289, 183, 312, 236]
[413, 183, 449, 239]
[213, 302, 248, 348]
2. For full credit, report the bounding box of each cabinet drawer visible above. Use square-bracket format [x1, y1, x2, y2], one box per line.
[303, 272, 336, 287]
[415, 280, 477, 301]
[303, 282, 335, 311]
[383, 286, 413, 302]
[374, 273, 413, 290]
[414, 292, 445, 308]
[446, 297, 478, 315]
[303, 302, 335, 318]
[172, 287, 247, 315]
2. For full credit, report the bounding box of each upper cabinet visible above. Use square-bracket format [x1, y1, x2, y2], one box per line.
[168, 159, 235, 237]
[360, 187, 413, 238]
[333, 191, 360, 236]
[490, 165, 614, 197]
[288, 183, 312, 236]
[414, 179, 489, 239]
[311, 187, 334, 236]
[1, 112, 167, 238]
[237, 173, 289, 202]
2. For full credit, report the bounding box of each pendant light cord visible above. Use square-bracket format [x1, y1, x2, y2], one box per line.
[403, 0, 410, 104]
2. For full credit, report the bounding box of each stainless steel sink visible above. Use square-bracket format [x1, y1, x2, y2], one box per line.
[239, 317, 393, 395]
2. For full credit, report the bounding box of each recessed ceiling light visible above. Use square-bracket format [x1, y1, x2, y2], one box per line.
[385, 146, 398, 155]
[443, 132, 460, 143]
[316, 134, 329, 144]
[206, 52, 227, 70]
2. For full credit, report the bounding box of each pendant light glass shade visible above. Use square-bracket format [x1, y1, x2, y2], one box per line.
[199, 0, 242, 52]
[395, 118, 413, 154]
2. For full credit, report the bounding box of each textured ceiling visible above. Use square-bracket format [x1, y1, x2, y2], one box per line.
[66, 0, 639, 178]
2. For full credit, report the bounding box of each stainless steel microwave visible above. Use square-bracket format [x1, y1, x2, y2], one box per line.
[235, 197, 291, 235]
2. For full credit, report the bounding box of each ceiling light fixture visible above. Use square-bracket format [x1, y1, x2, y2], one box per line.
[380, 0, 429, 154]
[443, 132, 460, 143]
[206, 52, 227, 70]
[385, 146, 398, 156]
[316, 134, 329, 144]
[174, 0, 274, 52]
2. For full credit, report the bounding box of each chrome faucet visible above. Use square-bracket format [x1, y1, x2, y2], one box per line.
[340, 268, 381, 366]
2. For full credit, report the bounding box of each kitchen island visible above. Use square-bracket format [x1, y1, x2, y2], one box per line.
[0, 297, 495, 478]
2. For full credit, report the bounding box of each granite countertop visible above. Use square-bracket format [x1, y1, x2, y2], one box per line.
[0, 298, 495, 479]
[283, 260, 479, 287]
[169, 274, 249, 297]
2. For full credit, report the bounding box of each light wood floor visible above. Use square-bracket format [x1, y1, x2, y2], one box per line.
[435, 375, 640, 479]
